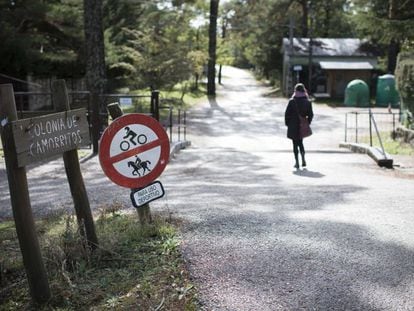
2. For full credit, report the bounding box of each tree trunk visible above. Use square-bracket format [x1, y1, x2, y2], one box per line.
[387, 39, 400, 73]
[207, 0, 219, 96]
[218, 65, 223, 85]
[195, 73, 199, 89]
[300, 0, 308, 37]
[387, 0, 400, 73]
[83, 0, 107, 153]
[323, 0, 332, 37]
[218, 18, 227, 85]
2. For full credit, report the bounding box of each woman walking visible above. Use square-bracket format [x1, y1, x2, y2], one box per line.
[285, 83, 313, 169]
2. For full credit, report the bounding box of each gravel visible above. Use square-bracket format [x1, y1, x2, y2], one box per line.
[151, 67, 414, 310]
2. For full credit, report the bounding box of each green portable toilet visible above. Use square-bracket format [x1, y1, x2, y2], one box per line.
[376, 74, 400, 108]
[344, 79, 370, 107]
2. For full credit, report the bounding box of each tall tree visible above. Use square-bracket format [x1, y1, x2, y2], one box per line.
[0, 0, 84, 79]
[352, 0, 414, 73]
[103, 0, 200, 91]
[207, 0, 219, 95]
[298, 0, 308, 37]
[83, 0, 106, 153]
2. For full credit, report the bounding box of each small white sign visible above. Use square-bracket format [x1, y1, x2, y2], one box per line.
[293, 65, 303, 71]
[130, 181, 165, 208]
[1, 117, 8, 127]
[119, 97, 133, 106]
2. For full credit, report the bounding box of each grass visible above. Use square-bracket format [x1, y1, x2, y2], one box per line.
[0, 205, 198, 310]
[312, 97, 346, 107]
[359, 132, 414, 155]
[77, 148, 92, 159]
[121, 82, 207, 115]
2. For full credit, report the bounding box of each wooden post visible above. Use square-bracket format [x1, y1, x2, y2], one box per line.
[107, 102, 152, 225]
[90, 92, 101, 154]
[151, 90, 160, 121]
[0, 84, 51, 303]
[51, 80, 98, 248]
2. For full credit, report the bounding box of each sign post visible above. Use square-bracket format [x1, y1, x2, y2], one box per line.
[51, 80, 98, 248]
[0, 84, 51, 303]
[293, 65, 302, 84]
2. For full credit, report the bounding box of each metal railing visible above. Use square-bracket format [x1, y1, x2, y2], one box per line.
[344, 110, 401, 144]
[159, 103, 187, 143]
[344, 110, 402, 157]
[14, 91, 90, 118]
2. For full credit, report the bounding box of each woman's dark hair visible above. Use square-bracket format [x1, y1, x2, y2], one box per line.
[294, 83, 306, 92]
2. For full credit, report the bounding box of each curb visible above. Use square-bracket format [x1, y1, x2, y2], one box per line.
[339, 142, 393, 169]
[170, 140, 191, 158]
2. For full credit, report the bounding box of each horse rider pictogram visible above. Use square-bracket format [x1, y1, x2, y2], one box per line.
[120, 126, 148, 151]
[127, 155, 152, 177]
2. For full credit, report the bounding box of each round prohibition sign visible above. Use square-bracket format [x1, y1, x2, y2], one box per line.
[99, 114, 170, 188]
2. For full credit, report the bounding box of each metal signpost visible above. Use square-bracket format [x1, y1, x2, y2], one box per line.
[99, 113, 169, 220]
[293, 65, 302, 84]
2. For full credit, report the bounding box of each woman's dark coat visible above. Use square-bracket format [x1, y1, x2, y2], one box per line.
[285, 96, 313, 140]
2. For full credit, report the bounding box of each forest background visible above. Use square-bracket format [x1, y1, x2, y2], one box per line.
[0, 0, 413, 96]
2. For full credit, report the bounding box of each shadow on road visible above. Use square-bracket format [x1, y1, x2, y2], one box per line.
[165, 133, 414, 309]
[293, 168, 325, 178]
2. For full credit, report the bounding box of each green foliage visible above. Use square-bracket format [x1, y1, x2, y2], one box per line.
[2, 0, 414, 94]
[1, 0, 208, 91]
[226, 0, 354, 79]
[396, 53, 414, 103]
[360, 132, 414, 155]
[103, 0, 203, 91]
[352, 1, 414, 43]
[0, 0, 84, 78]
[187, 50, 209, 88]
[395, 52, 414, 128]
[0, 208, 199, 310]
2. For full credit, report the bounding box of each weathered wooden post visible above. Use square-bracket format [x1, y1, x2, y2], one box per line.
[107, 102, 152, 225]
[51, 80, 98, 248]
[0, 84, 51, 304]
[90, 93, 101, 154]
[151, 90, 160, 122]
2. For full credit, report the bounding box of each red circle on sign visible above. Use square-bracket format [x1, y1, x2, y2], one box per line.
[99, 114, 170, 188]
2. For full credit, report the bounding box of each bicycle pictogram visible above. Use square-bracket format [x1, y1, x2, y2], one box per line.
[120, 126, 147, 151]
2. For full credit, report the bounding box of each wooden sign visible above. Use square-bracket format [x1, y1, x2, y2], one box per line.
[11, 108, 90, 167]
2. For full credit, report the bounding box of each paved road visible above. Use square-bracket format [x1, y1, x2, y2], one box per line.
[153, 67, 414, 310]
[1, 67, 414, 310]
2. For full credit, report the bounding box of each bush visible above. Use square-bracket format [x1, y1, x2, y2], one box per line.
[395, 52, 414, 128]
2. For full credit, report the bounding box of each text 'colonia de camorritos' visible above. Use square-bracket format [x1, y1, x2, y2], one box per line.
[29, 115, 82, 156]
